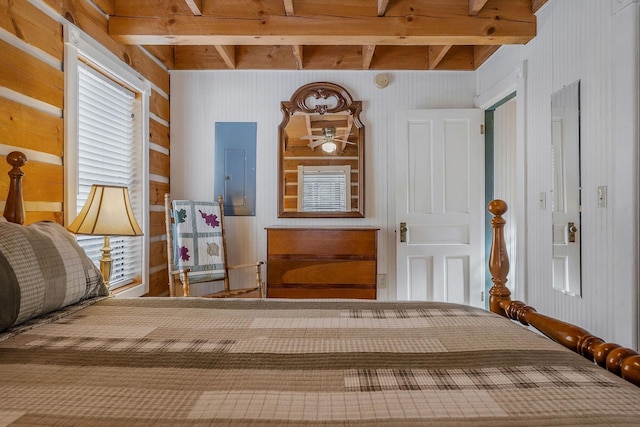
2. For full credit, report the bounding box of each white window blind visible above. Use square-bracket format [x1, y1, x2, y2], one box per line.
[76, 62, 142, 289]
[297, 165, 351, 212]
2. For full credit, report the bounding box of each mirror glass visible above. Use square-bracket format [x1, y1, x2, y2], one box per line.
[551, 80, 581, 296]
[278, 82, 365, 218]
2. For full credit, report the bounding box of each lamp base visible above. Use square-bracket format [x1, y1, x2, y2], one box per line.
[100, 236, 113, 296]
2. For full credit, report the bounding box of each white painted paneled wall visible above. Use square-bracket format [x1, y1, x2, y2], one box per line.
[170, 71, 476, 300]
[477, 0, 639, 348]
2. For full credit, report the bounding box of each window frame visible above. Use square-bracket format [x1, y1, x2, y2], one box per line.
[64, 24, 150, 294]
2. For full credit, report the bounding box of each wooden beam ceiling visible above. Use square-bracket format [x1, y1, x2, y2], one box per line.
[283, 0, 295, 17]
[468, 0, 490, 16]
[377, 0, 390, 17]
[292, 44, 303, 69]
[362, 44, 376, 70]
[182, 0, 201, 16]
[109, 0, 539, 71]
[532, 0, 550, 13]
[214, 45, 236, 69]
[428, 45, 453, 70]
[110, 16, 535, 46]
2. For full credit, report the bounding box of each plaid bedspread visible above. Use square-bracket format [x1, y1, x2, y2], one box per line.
[1, 298, 640, 426]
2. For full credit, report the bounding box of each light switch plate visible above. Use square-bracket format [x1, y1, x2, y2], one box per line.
[377, 274, 387, 289]
[597, 186, 607, 208]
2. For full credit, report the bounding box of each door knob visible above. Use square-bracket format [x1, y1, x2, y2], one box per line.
[400, 222, 407, 242]
[568, 222, 577, 242]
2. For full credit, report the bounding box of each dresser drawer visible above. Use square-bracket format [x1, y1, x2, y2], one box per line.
[267, 286, 376, 299]
[267, 259, 376, 285]
[265, 227, 379, 299]
[267, 228, 377, 257]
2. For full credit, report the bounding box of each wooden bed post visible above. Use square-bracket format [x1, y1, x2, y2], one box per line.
[487, 199, 511, 317]
[487, 198, 640, 387]
[3, 151, 28, 225]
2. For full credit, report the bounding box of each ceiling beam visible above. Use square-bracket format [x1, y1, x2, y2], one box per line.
[109, 15, 536, 46]
[214, 45, 236, 69]
[428, 45, 452, 69]
[172, 45, 483, 71]
[93, 0, 115, 15]
[283, 0, 294, 17]
[377, 0, 390, 16]
[532, 0, 549, 13]
[292, 45, 303, 69]
[474, 45, 500, 67]
[362, 45, 375, 69]
[468, 0, 489, 16]
[182, 0, 202, 15]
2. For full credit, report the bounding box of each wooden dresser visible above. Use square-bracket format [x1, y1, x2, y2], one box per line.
[265, 227, 379, 299]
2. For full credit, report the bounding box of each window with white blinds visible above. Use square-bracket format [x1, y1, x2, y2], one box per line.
[75, 62, 143, 289]
[297, 165, 352, 212]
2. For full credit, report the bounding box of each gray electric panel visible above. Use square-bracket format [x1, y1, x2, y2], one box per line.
[214, 122, 257, 216]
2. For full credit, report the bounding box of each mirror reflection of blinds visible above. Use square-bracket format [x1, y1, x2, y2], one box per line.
[76, 62, 141, 289]
[301, 170, 348, 212]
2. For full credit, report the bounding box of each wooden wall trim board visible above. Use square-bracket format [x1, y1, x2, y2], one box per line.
[150, 111, 169, 126]
[149, 150, 170, 177]
[0, 97, 63, 156]
[149, 210, 167, 237]
[149, 120, 170, 150]
[150, 90, 170, 123]
[0, 145, 61, 166]
[0, 30, 62, 70]
[0, 40, 64, 109]
[0, 0, 170, 295]
[0, 86, 62, 117]
[0, 0, 64, 60]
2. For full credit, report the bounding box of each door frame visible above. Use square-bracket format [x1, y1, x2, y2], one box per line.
[475, 62, 528, 304]
[484, 92, 517, 308]
[386, 63, 528, 303]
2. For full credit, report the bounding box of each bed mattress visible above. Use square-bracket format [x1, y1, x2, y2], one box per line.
[1, 298, 639, 426]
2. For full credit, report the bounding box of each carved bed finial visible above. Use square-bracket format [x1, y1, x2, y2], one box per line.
[3, 151, 28, 224]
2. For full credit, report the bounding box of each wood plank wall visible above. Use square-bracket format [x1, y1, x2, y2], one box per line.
[0, 0, 170, 296]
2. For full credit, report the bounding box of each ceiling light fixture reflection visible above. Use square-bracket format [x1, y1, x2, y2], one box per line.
[322, 141, 337, 153]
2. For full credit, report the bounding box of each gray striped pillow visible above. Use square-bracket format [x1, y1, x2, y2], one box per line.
[0, 221, 108, 332]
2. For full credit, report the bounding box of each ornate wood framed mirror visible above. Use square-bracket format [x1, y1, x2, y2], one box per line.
[278, 82, 365, 218]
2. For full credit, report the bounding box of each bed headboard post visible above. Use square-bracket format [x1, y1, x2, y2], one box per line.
[3, 151, 28, 225]
[487, 199, 512, 317]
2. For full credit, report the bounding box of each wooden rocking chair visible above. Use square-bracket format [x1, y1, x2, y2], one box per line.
[164, 194, 264, 298]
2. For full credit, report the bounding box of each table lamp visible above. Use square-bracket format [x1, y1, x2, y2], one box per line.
[67, 184, 143, 289]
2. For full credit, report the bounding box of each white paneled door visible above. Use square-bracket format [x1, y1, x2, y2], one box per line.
[396, 109, 485, 307]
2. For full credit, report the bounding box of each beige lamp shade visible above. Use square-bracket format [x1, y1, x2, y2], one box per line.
[68, 185, 143, 236]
